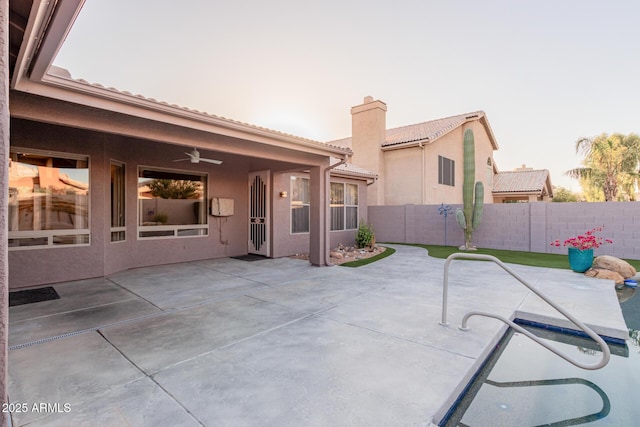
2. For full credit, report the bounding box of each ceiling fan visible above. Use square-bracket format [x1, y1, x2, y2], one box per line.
[173, 148, 222, 165]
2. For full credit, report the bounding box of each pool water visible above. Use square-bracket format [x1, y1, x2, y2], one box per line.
[441, 287, 640, 427]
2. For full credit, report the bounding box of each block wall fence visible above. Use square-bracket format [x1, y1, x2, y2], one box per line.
[368, 202, 640, 260]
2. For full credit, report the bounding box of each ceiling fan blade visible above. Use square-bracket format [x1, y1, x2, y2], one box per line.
[172, 158, 189, 162]
[200, 158, 223, 165]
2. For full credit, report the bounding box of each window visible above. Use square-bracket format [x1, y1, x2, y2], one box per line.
[8, 148, 90, 248]
[345, 183, 358, 230]
[111, 161, 125, 242]
[486, 157, 493, 188]
[291, 176, 310, 233]
[438, 155, 455, 186]
[138, 167, 207, 238]
[331, 182, 358, 231]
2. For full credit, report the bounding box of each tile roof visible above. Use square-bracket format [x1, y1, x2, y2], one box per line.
[46, 66, 351, 154]
[327, 111, 486, 148]
[492, 169, 551, 194]
[383, 112, 485, 147]
[329, 158, 378, 178]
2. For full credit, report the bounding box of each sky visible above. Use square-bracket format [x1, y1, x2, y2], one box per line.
[54, 0, 640, 192]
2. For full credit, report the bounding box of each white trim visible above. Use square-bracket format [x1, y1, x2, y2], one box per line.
[289, 175, 310, 235]
[9, 229, 90, 250]
[8, 147, 91, 250]
[136, 165, 208, 240]
[329, 181, 359, 232]
[138, 224, 208, 239]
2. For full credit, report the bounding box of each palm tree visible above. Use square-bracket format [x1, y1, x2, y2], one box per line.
[566, 133, 640, 201]
[148, 179, 202, 199]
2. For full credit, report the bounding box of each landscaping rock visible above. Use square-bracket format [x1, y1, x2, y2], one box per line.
[330, 251, 343, 260]
[592, 255, 636, 279]
[584, 268, 625, 285]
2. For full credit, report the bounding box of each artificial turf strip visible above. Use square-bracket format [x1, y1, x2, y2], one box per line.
[389, 244, 640, 271]
[339, 246, 396, 267]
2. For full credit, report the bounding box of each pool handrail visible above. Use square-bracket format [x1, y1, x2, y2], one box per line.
[440, 252, 611, 370]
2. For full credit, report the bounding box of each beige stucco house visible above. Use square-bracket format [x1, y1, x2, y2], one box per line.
[331, 97, 499, 207]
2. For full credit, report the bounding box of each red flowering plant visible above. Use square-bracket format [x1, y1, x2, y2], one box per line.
[550, 226, 613, 251]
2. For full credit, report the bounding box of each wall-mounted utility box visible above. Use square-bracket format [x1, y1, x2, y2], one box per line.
[210, 197, 234, 217]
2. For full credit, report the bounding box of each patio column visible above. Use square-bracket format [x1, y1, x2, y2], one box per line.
[309, 165, 329, 266]
[0, 0, 9, 424]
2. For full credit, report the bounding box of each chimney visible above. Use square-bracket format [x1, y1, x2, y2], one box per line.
[516, 164, 533, 171]
[350, 96, 387, 205]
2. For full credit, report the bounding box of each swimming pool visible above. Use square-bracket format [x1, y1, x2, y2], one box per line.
[440, 288, 640, 426]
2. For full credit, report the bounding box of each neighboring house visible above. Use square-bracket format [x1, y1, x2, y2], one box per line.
[4, 0, 378, 289]
[493, 165, 554, 203]
[331, 97, 499, 206]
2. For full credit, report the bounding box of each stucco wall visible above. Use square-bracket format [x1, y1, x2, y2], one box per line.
[271, 171, 369, 258]
[369, 202, 640, 260]
[384, 147, 423, 205]
[381, 120, 495, 206]
[9, 121, 107, 287]
[272, 171, 310, 258]
[9, 120, 250, 288]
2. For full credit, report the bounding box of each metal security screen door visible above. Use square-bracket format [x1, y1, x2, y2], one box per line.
[248, 171, 270, 256]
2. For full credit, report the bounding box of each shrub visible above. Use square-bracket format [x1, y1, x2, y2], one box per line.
[355, 222, 375, 249]
[153, 212, 168, 224]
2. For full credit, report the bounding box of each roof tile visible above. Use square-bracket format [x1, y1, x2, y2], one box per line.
[327, 111, 485, 148]
[492, 169, 550, 193]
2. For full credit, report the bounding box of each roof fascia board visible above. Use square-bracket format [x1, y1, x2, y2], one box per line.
[479, 116, 499, 150]
[28, 0, 85, 82]
[12, 0, 84, 88]
[25, 76, 350, 157]
[492, 191, 542, 196]
[11, 0, 54, 87]
[381, 139, 431, 151]
[329, 171, 376, 185]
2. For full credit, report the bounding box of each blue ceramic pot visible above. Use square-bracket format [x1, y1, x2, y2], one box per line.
[568, 247, 594, 273]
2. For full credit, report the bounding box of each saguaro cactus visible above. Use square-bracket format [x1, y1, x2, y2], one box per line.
[455, 129, 484, 250]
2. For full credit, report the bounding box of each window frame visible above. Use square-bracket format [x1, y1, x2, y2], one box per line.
[8, 147, 91, 250]
[330, 181, 359, 232]
[290, 175, 310, 234]
[110, 160, 126, 242]
[438, 155, 455, 187]
[137, 166, 208, 240]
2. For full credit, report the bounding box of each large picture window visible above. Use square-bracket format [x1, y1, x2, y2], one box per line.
[291, 176, 310, 234]
[8, 148, 90, 248]
[138, 168, 208, 238]
[330, 182, 358, 231]
[438, 155, 455, 186]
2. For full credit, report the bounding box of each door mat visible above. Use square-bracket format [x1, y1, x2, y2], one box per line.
[231, 254, 269, 262]
[9, 287, 60, 307]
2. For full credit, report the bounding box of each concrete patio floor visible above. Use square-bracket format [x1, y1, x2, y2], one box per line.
[7, 244, 629, 426]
